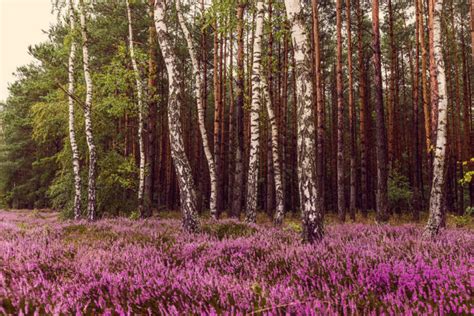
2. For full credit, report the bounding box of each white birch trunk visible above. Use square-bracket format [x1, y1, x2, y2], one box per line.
[424, 0, 448, 239]
[78, 0, 97, 221]
[245, 0, 264, 224]
[68, 0, 82, 220]
[262, 75, 285, 225]
[126, 0, 147, 216]
[176, 0, 218, 220]
[154, 0, 199, 232]
[284, 0, 323, 242]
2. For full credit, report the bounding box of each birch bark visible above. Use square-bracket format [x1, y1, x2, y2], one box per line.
[68, 0, 82, 220]
[283, 0, 323, 242]
[424, 0, 448, 239]
[154, 0, 199, 232]
[245, 0, 264, 224]
[78, 0, 97, 221]
[126, 0, 147, 217]
[176, 0, 218, 220]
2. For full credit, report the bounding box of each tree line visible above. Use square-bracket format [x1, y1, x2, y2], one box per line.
[0, 0, 472, 242]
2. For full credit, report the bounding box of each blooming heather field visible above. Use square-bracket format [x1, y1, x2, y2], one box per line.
[0, 210, 473, 315]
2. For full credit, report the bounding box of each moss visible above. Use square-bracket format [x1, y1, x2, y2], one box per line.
[201, 222, 257, 240]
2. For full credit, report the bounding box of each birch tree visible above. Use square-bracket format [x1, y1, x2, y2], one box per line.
[424, 0, 448, 239]
[78, 0, 97, 221]
[154, 0, 199, 232]
[126, 0, 147, 217]
[283, 0, 323, 242]
[176, 0, 218, 220]
[67, 0, 82, 220]
[245, 0, 264, 224]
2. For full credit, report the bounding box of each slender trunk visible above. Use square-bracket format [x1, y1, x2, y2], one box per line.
[177, 0, 217, 219]
[424, 0, 448, 239]
[336, 0, 345, 222]
[79, 0, 97, 221]
[357, 0, 368, 215]
[428, 0, 439, 146]
[263, 0, 284, 225]
[412, 0, 422, 219]
[471, 0, 474, 63]
[346, 0, 356, 220]
[418, 0, 431, 156]
[68, 0, 81, 220]
[231, 2, 245, 219]
[387, 0, 396, 165]
[311, 0, 325, 216]
[145, 0, 158, 217]
[154, 0, 199, 232]
[126, 0, 147, 216]
[245, 0, 264, 223]
[284, 0, 323, 243]
[372, 0, 389, 223]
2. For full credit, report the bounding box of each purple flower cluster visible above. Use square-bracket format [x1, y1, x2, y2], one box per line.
[0, 211, 472, 315]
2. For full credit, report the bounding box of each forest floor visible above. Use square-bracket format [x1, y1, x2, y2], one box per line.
[0, 209, 472, 314]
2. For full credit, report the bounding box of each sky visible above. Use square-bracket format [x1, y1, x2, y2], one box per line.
[0, 0, 55, 102]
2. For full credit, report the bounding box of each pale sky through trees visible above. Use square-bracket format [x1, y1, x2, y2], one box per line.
[0, 0, 55, 101]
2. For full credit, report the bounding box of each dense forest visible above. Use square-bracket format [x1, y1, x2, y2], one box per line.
[0, 0, 473, 313]
[1, 0, 473, 240]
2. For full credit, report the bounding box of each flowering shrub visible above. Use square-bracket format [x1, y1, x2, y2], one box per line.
[0, 210, 472, 315]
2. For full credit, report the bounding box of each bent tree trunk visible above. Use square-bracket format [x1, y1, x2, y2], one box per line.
[126, 0, 148, 217]
[68, 0, 82, 220]
[176, 0, 218, 220]
[424, 0, 448, 239]
[154, 0, 199, 232]
[283, 0, 323, 242]
[245, 0, 264, 224]
[79, 0, 97, 221]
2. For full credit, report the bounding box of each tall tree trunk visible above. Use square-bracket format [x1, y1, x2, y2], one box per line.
[471, 0, 474, 62]
[428, 0, 439, 147]
[357, 0, 368, 216]
[387, 0, 396, 165]
[412, 0, 422, 219]
[231, 2, 245, 219]
[311, 0, 325, 216]
[424, 0, 448, 239]
[68, 0, 82, 220]
[78, 0, 97, 221]
[126, 0, 147, 217]
[245, 0, 264, 224]
[145, 0, 158, 217]
[372, 0, 389, 223]
[263, 0, 285, 225]
[336, 0, 345, 222]
[284, 0, 323, 243]
[346, 0, 356, 221]
[176, 0, 218, 219]
[154, 0, 199, 232]
[418, 0, 431, 157]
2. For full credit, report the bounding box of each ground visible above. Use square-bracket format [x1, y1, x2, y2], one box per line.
[0, 209, 472, 314]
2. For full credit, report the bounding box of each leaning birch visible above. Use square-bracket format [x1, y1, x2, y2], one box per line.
[154, 0, 199, 232]
[176, 0, 218, 220]
[126, 0, 148, 217]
